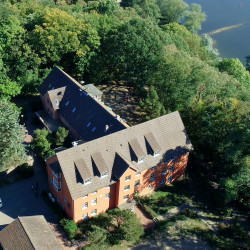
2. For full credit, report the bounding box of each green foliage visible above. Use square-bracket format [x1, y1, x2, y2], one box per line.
[184, 4, 206, 33]
[55, 126, 69, 147]
[60, 218, 78, 240]
[32, 128, 53, 159]
[0, 99, 26, 172]
[80, 209, 144, 247]
[140, 86, 166, 120]
[156, 0, 188, 25]
[28, 7, 100, 74]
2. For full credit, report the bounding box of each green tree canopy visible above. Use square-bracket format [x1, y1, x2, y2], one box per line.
[0, 99, 26, 171]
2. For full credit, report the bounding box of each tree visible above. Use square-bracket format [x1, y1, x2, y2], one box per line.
[32, 128, 54, 159]
[0, 99, 26, 172]
[87, 225, 109, 249]
[156, 0, 188, 25]
[218, 58, 250, 88]
[60, 218, 78, 240]
[95, 18, 169, 86]
[107, 209, 144, 244]
[28, 8, 100, 75]
[55, 127, 69, 147]
[184, 4, 206, 33]
[141, 86, 166, 120]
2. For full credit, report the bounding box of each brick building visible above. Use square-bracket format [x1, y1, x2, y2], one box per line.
[39, 67, 192, 222]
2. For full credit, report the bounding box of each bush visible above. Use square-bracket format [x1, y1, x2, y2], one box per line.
[18, 163, 34, 178]
[60, 218, 78, 240]
[181, 208, 198, 218]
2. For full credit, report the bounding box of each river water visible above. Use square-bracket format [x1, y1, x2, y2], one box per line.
[185, 0, 250, 64]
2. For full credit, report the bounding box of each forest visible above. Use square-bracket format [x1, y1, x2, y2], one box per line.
[0, 0, 249, 213]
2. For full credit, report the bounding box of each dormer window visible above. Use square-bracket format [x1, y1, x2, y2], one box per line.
[137, 157, 144, 164]
[66, 101, 69, 106]
[83, 178, 92, 185]
[101, 172, 108, 178]
[91, 127, 96, 132]
[153, 151, 160, 157]
[72, 107, 77, 113]
[51, 87, 55, 90]
[55, 99, 59, 106]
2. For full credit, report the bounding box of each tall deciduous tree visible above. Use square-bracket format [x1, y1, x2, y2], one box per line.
[156, 0, 188, 25]
[0, 99, 26, 172]
[28, 8, 100, 75]
[184, 4, 206, 33]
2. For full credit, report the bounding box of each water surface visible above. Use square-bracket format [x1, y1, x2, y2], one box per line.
[185, 0, 250, 64]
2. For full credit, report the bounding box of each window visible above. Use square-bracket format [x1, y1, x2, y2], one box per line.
[91, 209, 97, 216]
[55, 99, 59, 106]
[72, 107, 77, 113]
[64, 197, 67, 204]
[87, 122, 91, 128]
[67, 202, 71, 210]
[154, 151, 160, 157]
[149, 184, 154, 190]
[168, 176, 173, 183]
[91, 198, 97, 206]
[137, 157, 144, 164]
[105, 193, 110, 199]
[136, 171, 141, 176]
[162, 168, 167, 176]
[82, 213, 88, 220]
[151, 166, 156, 171]
[51, 87, 55, 90]
[124, 185, 130, 192]
[91, 127, 96, 132]
[160, 179, 165, 185]
[124, 195, 129, 201]
[170, 166, 175, 173]
[101, 172, 108, 178]
[92, 191, 97, 195]
[82, 195, 88, 199]
[84, 178, 92, 185]
[134, 180, 140, 188]
[150, 174, 155, 181]
[125, 175, 131, 182]
[82, 202, 88, 210]
[65, 101, 69, 106]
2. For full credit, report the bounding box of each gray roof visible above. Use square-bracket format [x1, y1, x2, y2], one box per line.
[38, 67, 128, 142]
[82, 84, 103, 97]
[0, 216, 62, 250]
[53, 111, 192, 199]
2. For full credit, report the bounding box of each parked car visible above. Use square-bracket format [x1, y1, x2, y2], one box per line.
[0, 198, 2, 208]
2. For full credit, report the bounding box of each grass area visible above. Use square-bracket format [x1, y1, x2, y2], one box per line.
[137, 182, 192, 217]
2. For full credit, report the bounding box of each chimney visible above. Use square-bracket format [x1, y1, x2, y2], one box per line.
[72, 141, 78, 147]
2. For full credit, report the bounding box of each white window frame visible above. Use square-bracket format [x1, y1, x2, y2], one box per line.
[91, 209, 97, 216]
[134, 180, 140, 188]
[84, 178, 92, 185]
[82, 202, 88, 210]
[105, 193, 110, 199]
[150, 174, 155, 181]
[82, 195, 88, 199]
[82, 213, 88, 220]
[162, 168, 167, 176]
[101, 172, 108, 178]
[91, 198, 97, 206]
[124, 195, 129, 201]
[136, 171, 141, 176]
[124, 185, 130, 192]
[149, 184, 154, 190]
[125, 175, 131, 182]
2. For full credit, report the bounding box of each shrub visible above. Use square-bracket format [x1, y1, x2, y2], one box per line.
[60, 218, 78, 240]
[181, 208, 198, 218]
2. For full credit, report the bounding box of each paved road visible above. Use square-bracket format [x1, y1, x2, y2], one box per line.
[0, 176, 56, 230]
